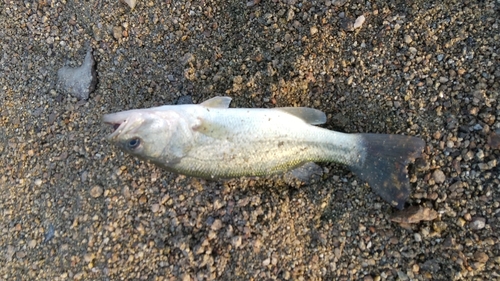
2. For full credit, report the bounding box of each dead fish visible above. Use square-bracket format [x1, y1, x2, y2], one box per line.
[103, 96, 425, 209]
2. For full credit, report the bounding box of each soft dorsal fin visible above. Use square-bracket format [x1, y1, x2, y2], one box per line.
[276, 107, 327, 125]
[200, 96, 232, 108]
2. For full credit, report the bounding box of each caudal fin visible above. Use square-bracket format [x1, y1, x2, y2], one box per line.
[349, 134, 425, 209]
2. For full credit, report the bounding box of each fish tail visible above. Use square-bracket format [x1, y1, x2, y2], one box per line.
[348, 134, 425, 209]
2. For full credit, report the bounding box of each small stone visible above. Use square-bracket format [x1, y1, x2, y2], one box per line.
[151, 204, 160, 213]
[442, 236, 455, 249]
[464, 213, 472, 221]
[439, 77, 449, 83]
[16, 251, 26, 259]
[89, 185, 103, 198]
[121, 0, 137, 9]
[231, 235, 242, 248]
[477, 163, 489, 171]
[74, 272, 84, 280]
[391, 206, 438, 224]
[34, 179, 43, 186]
[310, 26, 318, 35]
[463, 151, 474, 161]
[28, 240, 37, 249]
[427, 192, 439, 200]
[473, 252, 489, 263]
[112, 26, 123, 40]
[457, 218, 466, 227]
[432, 221, 448, 233]
[353, 15, 365, 29]
[176, 95, 193, 105]
[363, 275, 373, 281]
[180, 52, 195, 65]
[476, 149, 484, 160]
[139, 195, 148, 204]
[340, 17, 354, 31]
[287, 9, 295, 22]
[420, 259, 440, 273]
[432, 169, 446, 183]
[433, 131, 441, 140]
[404, 34, 413, 44]
[473, 123, 483, 131]
[470, 217, 486, 230]
[84, 253, 94, 263]
[246, 0, 258, 7]
[262, 258, 271, 266]
[414, 233, 422, 242]
[211, 219, 223, 231]
[487, 131, 500, 149]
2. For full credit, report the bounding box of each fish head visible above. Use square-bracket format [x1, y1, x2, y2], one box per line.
[103, 108, 188, 163]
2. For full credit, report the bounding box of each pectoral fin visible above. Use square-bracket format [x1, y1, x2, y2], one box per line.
[276, 107, 327, 125]
[192, 117, 231, 139]
[200, 96, 232, 108]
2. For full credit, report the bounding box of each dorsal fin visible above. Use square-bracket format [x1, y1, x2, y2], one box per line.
[276, 107, 327, 125]
[200, 96, 232, 108]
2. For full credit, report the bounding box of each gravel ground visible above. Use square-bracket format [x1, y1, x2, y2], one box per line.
[1, 0, 499, 280]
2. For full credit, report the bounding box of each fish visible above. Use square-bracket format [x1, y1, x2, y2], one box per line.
[103, 96, 425, 209]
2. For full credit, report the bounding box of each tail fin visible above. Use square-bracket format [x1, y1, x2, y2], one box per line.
[348, 134, 425, 209]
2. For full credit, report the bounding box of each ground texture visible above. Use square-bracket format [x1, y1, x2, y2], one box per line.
[0, 0, 499, 280]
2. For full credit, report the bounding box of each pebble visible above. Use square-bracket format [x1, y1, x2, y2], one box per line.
[122, 0, 137, 9]
[310, 26, 318, 36]
[28, 240, 37, 249]
[404, 34, 412, 44]
[439, 77, 449, 83]
[487, 132, 500, 149]
[363, 275, 373, 281]
[113, 26, 123, 40]
[340, 17, 355, 31]
[391, 206, 438, 224]
[211, 219, 223, 231]
[151, 204, 160, 213]
[177, 95, 193, 105]
[432, 170, 446, 184]
[473, 252, 489, 263]
[469, 217, 486, 230]
[353, 15, 365, 29]
[90, 185, 104, 198]
[231, 236, 242, 248]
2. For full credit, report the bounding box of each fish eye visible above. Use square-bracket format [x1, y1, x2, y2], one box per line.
[127, 138, 141, 149]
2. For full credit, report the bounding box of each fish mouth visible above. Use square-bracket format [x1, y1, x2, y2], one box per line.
[102, 113, 128, 140]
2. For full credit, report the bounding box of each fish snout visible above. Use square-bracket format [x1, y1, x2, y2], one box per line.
[102, 114, 127, 140]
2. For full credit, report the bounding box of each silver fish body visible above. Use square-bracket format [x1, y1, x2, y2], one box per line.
[103, 97, 425, 209]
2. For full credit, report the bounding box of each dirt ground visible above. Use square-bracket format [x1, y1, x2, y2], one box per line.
[0, 0, 499, 280]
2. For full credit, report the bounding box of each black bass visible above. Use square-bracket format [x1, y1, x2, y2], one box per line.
[103, 96, 425, 209]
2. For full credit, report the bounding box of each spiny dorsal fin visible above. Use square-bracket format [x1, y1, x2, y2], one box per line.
[276, 107, 327, 125]
[200, 96, 232, 108]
